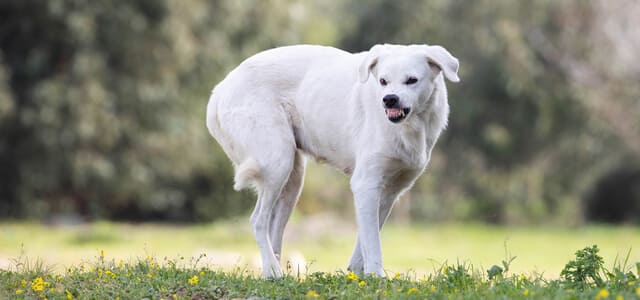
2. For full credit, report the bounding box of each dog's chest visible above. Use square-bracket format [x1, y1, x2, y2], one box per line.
[391, 145, 429, 173]
[387, 126, 431, 170]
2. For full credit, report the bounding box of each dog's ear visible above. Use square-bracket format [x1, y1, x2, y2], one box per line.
[358, 45, 382, 83]
[424, 45, 460, 82]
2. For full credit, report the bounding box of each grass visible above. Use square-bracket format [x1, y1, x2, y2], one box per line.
[0, 246, 639, 299]
[1, 219, 639, 276]
[1, 220, 640, 298]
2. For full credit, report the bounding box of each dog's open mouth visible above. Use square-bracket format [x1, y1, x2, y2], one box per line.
[385, 108, 410, 123]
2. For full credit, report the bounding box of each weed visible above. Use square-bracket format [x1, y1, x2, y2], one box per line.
[487, 240, 517, 280]
[561, 245, 605, 287]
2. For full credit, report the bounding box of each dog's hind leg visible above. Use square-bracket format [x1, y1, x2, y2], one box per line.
[211, 78, 304, 278]
[249, 147, 296, 278]
[269, 150, 306, 266]
[217, 100, 298, 278]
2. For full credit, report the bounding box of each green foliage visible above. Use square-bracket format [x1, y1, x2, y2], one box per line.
[561, 245, 605, 287]
[0, 0, 326, 221]
[486, 257, 517, 281]
[487, 242, 517, 280]
[1, 246, 639, 299]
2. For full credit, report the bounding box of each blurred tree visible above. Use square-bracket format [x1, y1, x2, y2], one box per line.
[340, 0, 639, 224]
[531, 0, 640, 223]
[0, 0, 328, 221]
[1, 0, 637, 224]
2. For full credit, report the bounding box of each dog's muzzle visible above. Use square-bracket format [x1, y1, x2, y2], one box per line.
[383, 94, 410, 123]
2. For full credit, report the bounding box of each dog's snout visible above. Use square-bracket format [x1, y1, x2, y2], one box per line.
[382, 94, 399, 108]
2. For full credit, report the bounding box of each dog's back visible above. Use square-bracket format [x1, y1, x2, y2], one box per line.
[206, 45, 356, 173]
[213, 45, 350, 103]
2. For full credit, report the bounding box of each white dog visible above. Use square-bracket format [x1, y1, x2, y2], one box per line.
[206, 44, 459, 278]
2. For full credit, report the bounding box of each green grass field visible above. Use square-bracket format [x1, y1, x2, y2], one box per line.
[1, 220, 639, 299]
[1, 219, 639, 276]
[0, 244, 638, 299]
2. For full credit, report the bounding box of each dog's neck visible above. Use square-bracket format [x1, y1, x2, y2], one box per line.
[419, 83, 449, 150]
[381, 83, 449, 169]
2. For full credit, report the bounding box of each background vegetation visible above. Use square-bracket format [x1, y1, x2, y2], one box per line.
[1, 0, 639, 225]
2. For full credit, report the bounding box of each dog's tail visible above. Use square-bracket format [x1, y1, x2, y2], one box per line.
[233, 157, 261, 191]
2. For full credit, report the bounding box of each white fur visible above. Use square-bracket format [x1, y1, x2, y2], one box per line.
[233, 157, 260, 191]
[206, 44, 459, 278]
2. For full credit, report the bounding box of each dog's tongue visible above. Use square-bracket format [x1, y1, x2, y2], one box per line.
[386, 108, 403, 118]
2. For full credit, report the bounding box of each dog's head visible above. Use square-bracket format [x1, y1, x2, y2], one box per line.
[359, 44, 459, 124]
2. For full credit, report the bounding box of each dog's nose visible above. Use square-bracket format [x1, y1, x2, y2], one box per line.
[383, 94, 399, 108]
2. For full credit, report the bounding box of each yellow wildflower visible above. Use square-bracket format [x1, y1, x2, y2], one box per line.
[199, 271, 205, 276]
[520, 274, 527, 281]
[407, 287, 419, 295]
[100, 249, 105, 259]
[16, 289, 24, 295]
[636, 287, 640, 297]
[595, 289, 609, 300]
[31, 277, 45, 292]
[118, 260, 124, 268]
[441, 265, 447, 274]
[524, 289, 530, 296]
[172, 293, 178, 300]
[346, 272, 358, 281]
[105, 270, 117, 279]
[358, 280, 366, 287]
[188, 275, 199, 285]
[305, 290, 320, 299]
[616, 295, 623, 300]
[430, 285, 437, 292]
[66, 290, 73, 300]
[393, 272, 401, 279]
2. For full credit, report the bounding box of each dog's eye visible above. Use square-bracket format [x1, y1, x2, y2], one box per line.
[405, 77, 418, 85]
[379, 78, 387, 86]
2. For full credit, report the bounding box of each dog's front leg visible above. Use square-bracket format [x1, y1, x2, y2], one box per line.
[348, 186, 400, 275]
[350, 173, 385, 276]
